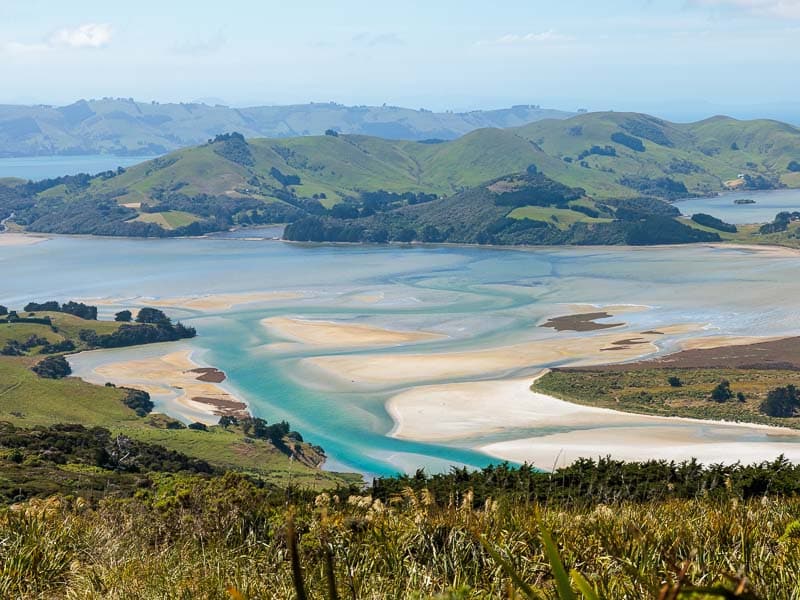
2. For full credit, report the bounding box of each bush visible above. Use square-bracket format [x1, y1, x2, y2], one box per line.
[123, 388, 154, 417]
[691, 213, 737, 233]
[667, 376, 682, 387]
[611, 131, 645, 152]
[760, 385, 799, 417]
[31, 356, 71, 379]
[710, 380, 734, 402]
[115, 310, 132, 322]
[788, 160, 800, 172]
[188, 422, 208, 431]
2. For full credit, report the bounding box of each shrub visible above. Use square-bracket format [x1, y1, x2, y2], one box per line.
[667, 376, 682, 387]
[710, 380, 733, 402]
[114, 310, 132, 322]
[31, 356, 71, 379]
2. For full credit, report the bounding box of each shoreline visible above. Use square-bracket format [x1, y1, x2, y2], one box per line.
[69, 346, 250, 425]
[8, 228, 800, 258]
[387, 374, 800, 470]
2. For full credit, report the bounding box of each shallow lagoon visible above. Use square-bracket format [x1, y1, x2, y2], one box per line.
[5, 235, 800, 477]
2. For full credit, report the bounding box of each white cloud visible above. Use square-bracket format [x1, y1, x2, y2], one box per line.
[477, 30, 574, 46]
[693, 0, 800, 18]
[49, 23, 113, 48]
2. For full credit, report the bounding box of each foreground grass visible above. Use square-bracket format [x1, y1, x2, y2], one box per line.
[535, 368, 800, 429]
[1, 472, 799, 599]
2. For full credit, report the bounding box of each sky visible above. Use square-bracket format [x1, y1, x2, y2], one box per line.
[1, 0, 799, 121]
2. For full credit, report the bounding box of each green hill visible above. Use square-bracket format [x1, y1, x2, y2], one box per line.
[1, 111, 799, 240]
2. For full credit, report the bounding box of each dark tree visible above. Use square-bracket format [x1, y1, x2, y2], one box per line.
[788, 160, 800, 172]
[667, 376, 682, 388]
[188, 422, 208, 431]
[710, 380, 733, 403]
[32, 355, 72, 379]
[115, 310, 133, 322]
[760, 385, 799, 418]
[136, 307, 170, 325]
[0, 305, 7, 316]
[324, 129, 339, 137]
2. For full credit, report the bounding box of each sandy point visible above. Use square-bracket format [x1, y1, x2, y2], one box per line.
[84, 349, 249, 424]
[386, 374, 800, 470]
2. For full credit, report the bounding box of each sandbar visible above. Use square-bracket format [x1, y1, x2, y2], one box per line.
[387, 376, 800, 469]
[263, 316, 443, 349]
[88, 350, 249, 424]
[305, 326, 701, 387]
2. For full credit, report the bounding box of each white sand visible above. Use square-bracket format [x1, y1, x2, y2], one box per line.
[86, 350, 248, 424]
[263, 316, 442, 349]
[305, 325, 701, 387]
[387, 376, 800, 469]
[482, 426, 800, 470]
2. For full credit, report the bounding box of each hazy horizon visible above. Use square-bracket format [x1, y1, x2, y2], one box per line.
[2, 0, 799, 123]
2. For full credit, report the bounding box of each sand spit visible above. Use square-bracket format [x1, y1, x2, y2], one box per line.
[91, 350, 249, 424]
[387, 377, 800, 469]
[305, 325, 702, 387]
[263, 316, 443, 349]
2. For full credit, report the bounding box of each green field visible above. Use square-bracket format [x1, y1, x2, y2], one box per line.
[508, 205, 613, 230]
[0, 307, 356, 490]
[133, 210, 200, 229]
[535, 367, 800, 428]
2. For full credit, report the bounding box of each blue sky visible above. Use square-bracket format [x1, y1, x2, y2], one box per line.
[1, 0, 799, 120]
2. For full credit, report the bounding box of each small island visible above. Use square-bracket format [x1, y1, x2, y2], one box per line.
[734, 198, 757, 204]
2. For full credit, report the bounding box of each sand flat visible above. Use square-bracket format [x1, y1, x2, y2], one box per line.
[387, 376, 800, 468]
[304, 328, 696, 387]
[0, 233, 48, 246]
[482, 426, 800, 470]
[90, 350, 248, 424]
[388, 377, 646, 442]
[263, 316, 443, 349]
[81, 291, 303, 312]
[678, 335, 785, 351]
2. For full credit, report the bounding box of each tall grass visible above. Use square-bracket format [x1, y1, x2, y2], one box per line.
[1, 482, 799, 599]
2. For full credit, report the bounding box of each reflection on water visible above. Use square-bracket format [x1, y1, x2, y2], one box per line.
[5, 236, 800, 476]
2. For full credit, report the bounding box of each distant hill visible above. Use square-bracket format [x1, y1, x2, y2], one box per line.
[1, 111, 798, 244]
[0, 99, 573, 157]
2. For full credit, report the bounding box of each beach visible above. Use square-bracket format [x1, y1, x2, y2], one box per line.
[0, 233, 48, 246]
[74, 349, 249, 425]
[388, 375, 800, 469]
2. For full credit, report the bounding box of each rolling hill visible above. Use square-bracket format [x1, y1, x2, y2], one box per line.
[1, 111, 799, 243]
[0, 98, 573, 157]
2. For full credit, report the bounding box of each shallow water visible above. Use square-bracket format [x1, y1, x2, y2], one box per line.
[676, 189, 800, 224]
[4, 236, 800, 477]
[0, 155, 156, 181]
